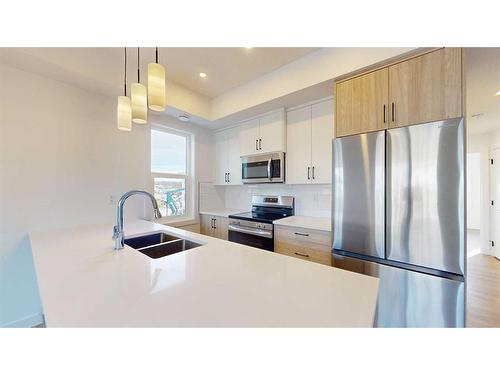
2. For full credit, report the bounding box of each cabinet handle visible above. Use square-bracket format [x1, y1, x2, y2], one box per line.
[228, 172, 230, 183]
[256, 139, 258, 150]
[383, 104, 386, 123]
[211, 218, 214, 229]
[312, 166, 315, 180]
[259, 138, 262, 150]
[294, 252, 310, 258]
[307, 167, 310, 180]
[294, 232, 310, 237]
[224, 173, 227, 183]
[214, 218, 217, 229]
[391, 102, 395, 122]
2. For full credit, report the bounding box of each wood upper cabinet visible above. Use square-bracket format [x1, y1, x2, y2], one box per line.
[335, 68, 388, 137]
[388, 47, 462, 128]
[335, 48, 463, 137]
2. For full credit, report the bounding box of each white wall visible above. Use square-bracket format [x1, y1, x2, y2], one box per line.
[467, 153, 481, 229]
[225, 184, 331, 218]
[211, 48, 413, 120]
[0, 63, 214, 327]
[0, 63, 149, 326]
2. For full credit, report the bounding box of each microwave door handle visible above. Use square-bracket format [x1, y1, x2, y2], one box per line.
[267, 158, 272, 180]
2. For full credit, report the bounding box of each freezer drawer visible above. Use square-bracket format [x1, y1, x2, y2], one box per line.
[387, 118, 465, 275]
[333, 254, 465, 328]
[332, 131, 385, 259]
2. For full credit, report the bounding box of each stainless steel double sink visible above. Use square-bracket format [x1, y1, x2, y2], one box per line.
[124, 232, 202, 259]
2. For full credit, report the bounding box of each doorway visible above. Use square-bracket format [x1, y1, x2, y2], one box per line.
[464, 46, 500, 327]
[467, 153, 481, 257]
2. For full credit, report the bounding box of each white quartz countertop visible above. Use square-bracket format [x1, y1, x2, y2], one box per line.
[273, 216, 332, 232]
[30, 220, 378, 327]
[199, 208, 246, 217]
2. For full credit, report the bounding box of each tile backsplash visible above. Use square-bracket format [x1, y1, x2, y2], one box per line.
[198, 182, 226, 212]
[224, 184, 332, 218]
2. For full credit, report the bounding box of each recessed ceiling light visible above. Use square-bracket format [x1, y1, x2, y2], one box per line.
[496, 90, 500, 96]
[199, 72, 207, 78]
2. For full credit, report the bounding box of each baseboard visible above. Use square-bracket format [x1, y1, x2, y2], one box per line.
[2, 312, 44, 328]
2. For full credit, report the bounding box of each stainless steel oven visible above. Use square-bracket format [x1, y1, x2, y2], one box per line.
[228, 219, 274, 251]
[241, 152, 285, 184]
[228, 195, 294, 251]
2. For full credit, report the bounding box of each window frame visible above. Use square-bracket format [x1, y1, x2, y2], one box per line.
[149, 124, 194, 224]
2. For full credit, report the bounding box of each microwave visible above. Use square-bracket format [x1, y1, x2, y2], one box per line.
[241, 152, 285, 184]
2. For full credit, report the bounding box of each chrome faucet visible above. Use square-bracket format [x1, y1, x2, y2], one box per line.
[113, 190, 162, 250]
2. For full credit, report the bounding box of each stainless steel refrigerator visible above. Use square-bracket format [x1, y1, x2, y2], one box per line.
[332, 118, 465, 327]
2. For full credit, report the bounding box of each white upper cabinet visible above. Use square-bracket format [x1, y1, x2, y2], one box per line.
[286, 106, 312, 184]
[311, 99, 334, 184]
[239, 118, 260, 156]
[226, 126, 241, 185]
[239, 110, 285, 156]
[215, 126, 241, 185]
[215, 130, 228, 185]
[258, 111, 284, 154]
[286, 99, 333, 185]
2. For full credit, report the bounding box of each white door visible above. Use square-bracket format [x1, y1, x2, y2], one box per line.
[492, 148, 500, 259]
[226, 126, 241, 185]
[311, 99, 334, 184]
[286, 106, 311, 184]
[259, 111, 284, 154]
[215, 130, 228, 185]
[239, 118, 260, 156]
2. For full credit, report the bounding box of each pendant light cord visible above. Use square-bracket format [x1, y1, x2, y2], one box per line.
[124, 47, 127, 96]
[137, 47, 140, 83]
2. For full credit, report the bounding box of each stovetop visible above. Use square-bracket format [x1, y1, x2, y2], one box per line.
[228, 195, 295, 224]
[229, 211, 293, 224]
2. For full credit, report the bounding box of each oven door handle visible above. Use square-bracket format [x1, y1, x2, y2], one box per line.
[228, 224, 273, 239]
[267, 158, 272, 181]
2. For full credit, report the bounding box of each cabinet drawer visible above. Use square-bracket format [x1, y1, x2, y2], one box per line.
[275, 226, 331, 247]
[275, 244, 332, 266]
[274, 226, 332, 266]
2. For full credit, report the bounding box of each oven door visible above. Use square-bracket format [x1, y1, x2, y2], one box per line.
[241, 152, 284, 184]
[228, 221, 274, 251]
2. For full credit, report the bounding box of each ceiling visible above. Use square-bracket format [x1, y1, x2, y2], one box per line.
[0, 47, 318, 99]
[466, 48, 500, 135]
[151, 47, 317, 98]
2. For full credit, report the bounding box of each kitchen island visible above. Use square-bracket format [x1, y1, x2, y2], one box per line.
[30, 220, 379, 327]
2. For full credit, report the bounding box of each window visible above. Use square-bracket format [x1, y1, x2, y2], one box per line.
[151, 127, 192, 219]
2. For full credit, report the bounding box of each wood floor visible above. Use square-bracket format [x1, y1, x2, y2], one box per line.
[466, 254, 500, 327]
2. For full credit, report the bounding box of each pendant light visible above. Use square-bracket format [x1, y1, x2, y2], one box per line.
[117, 47, 132, 131]
[148, 47, 166, 111]
[131, 47, 148, 124]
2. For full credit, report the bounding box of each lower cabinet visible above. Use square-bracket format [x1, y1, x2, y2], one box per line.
[200, 214, 228, 240]
[274, 225, 332, 266]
